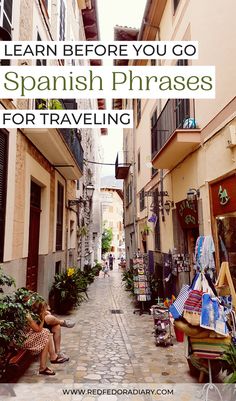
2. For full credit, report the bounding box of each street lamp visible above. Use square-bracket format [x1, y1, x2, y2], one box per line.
[186, 188, 200, 202]
[163, 200, 174, 215]
[86, 182, 95, 199]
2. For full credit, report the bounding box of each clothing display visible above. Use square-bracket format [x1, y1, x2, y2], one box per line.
[194, 235, 215, 278]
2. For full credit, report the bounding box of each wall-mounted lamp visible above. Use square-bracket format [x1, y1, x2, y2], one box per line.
[186, 188, 200, 202]
[86, 182, 95, 199]
[68, 197, 85, 207]
[163, 200, 174, 215]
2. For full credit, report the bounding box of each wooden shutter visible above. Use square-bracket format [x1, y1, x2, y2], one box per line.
[56, 182, 64, 251]
[0, 129, 8, 262]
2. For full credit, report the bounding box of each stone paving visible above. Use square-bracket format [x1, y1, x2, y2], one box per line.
[19, 266, 197, 384]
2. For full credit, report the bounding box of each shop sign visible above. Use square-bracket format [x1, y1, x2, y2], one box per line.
[176, 198, 198, 229]
[218, 185, 230, 205]
[211, 175, 236, 216]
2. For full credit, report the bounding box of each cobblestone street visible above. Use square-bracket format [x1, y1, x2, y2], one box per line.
[19, 266, 196, 385]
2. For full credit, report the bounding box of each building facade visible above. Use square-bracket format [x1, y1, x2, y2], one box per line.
[0, 0, 103, 298]
[101, 187, 124, 259]
[115, 0, 236, 292]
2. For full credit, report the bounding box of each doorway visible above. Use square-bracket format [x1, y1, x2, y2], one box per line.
[26, 181, 41, 291]
[216, 213, 236, 290]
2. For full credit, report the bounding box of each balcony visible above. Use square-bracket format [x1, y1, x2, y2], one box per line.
[23, 99, 84, 179]
[115, 152, 130, 179]
[151, 99, 201, 170]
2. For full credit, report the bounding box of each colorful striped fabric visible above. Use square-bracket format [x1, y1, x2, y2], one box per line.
[169, 284, 190, 319]
[183, 290, 203, 313]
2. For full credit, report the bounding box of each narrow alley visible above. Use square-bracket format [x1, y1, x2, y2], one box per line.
[19, 265, 194, 385]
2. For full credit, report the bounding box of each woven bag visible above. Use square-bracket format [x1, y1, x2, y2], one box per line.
[183, 289, 203, 326]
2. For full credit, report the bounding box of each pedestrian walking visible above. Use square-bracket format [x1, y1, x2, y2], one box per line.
[103, 261, 110, 278]
[108, 253, 114, 270]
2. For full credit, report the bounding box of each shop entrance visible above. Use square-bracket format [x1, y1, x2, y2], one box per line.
[185, 227, 199, 278]
[216, 213, 236, 290]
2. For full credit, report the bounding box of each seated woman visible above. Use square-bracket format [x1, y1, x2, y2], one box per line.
[23, 299, 67, 375]
[44, 308, 75, 361]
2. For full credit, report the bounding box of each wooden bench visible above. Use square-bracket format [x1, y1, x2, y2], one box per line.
[5, 349, 33, 382]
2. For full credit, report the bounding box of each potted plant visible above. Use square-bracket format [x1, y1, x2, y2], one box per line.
[141, 223, 152, 241]
[49, 268, 87, 314]
[92, 262, 103, 276]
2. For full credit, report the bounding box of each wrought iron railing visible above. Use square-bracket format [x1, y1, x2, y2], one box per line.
[151, 98, 193, 158]
[59, 128, 84, 173]
[35, 98, 84, 172]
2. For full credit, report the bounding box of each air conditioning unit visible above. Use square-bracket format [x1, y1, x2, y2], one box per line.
[226, 125, 236, 148]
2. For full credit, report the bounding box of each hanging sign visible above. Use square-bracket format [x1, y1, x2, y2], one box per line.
[211, 175, 236, 216]
[176, 198, 198, 229]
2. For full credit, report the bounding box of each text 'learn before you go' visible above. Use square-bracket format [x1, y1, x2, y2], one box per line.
[2, 42, 197, 59]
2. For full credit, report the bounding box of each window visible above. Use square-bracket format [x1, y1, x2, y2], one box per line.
[59, 0, 66, 41]
[0, 0, 12, 65]
[0, 129, 8, 262]
[126, 181, 132, 206]
[175, 59, 189, 128]
[173, 0, 180, 13]
[139, 189, 145, 212]
[151, 109, 158, 176]
[56, 182, 64, 251]
[137, 150, 141, 173]
[35, 33, 47, 109]
[154, 189, 161, 251]
[55, 261, 61, 274]
[0, 0, 13, 35]
[36, 33, 47, 66]
[137, 99, 141, 126]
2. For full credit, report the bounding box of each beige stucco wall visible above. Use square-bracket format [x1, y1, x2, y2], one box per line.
[125, 0, 236, 262]
[101, 189, 124, 257]
[160, 0, 236, 131]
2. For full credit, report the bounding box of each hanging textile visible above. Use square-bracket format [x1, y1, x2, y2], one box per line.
[194, 235, 215, 278]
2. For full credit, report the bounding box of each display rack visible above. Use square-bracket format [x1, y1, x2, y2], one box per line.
[133, 255, 151, 315]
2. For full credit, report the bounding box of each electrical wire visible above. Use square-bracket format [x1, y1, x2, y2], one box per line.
[84, 159, 132, 166]
[84, 159, 115, 166]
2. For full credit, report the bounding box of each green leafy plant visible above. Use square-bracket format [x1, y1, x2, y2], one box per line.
[37, 99, 64, 110]
[122, 270, 134, 293]
[142, 224, 153, 235]
[92, 262, 103, 276]
[102, 227, 113, 254]
[49, 268, 88, 313]
[0, 267, 15, 292]
[222, 343, 236, 383]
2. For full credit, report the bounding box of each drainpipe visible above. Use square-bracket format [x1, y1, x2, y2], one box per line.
[137, 0, 152, 41]
[132, 107, 138, 252]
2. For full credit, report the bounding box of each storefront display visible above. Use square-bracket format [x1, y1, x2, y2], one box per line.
[133, 256, 151, 302]
[210, 173, 236, 290]
[171, 262, 236, 382]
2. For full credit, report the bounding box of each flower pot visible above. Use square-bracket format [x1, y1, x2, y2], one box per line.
[174, 326, 184, 342]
